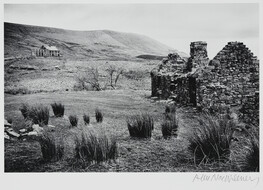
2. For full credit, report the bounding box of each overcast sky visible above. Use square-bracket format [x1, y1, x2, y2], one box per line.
[4, 3, 259, 58]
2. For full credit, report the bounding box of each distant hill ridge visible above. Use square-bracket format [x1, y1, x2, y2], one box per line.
[4, 22, 188, 60]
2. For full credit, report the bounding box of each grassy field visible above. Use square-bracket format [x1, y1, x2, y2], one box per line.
[4, 57, 159, 93]
[4, 89, 196, 172]
[5, 89, 248, 172]
[4, 57, 258, 172]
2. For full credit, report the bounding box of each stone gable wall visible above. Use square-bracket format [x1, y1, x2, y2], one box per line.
[197, 42, 259, 111]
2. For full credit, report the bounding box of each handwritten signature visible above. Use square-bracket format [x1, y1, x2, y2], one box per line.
[192, 174, 259, 186]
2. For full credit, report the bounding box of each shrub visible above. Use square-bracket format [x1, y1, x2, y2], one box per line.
[27, 105, 49, 126]
[83, 114, 90, 125]
[38, 133, 64, 162]
[20, 103, 31, 119]
[51, 102, 65, 117]
[161, 114, 179, 139]
[188, 114, 234, 164]
[95, 109, 103, 123]
[5, 86, 31, 95]
[74, 67, 102, 91]
[74, 130, 118, 163]
[69, 115, 78, 127]
[127, 113, 154, 138]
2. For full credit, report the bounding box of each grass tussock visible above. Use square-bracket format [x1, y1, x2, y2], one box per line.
[127, 113, 154, 138]
[51, 102, 65, 117]
[95, 109, 103, 123]
[69, 115, 78, 127]
[233, 126, 259, 172]
[38, 133, 64, 162]
[74, 130, 118, 163]
[20, 103, 31, 119]
[20, 104, 49, 126]
[83, 114, 90, 125]
[188, 114, 234, 165]
[161, 114, 179, 139]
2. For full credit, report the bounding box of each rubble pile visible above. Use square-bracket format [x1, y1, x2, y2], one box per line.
[4, 119, 56, 140]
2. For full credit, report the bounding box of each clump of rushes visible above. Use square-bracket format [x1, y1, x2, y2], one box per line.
[188, 114, 234, 165]
[83, 114, 90, 125]
[51, 102, 65, 117]
[39, 133, 64, 162]
[95, 109, 103, 123]
[161, 114, 179, 139]
[127, 113, 154, 138]
[20, 103, 31, 119]
[233, 126, 259, 172]
[27, 105, 49, 126]
[69, 115, 78, 127]
[74, 130, 118, 163]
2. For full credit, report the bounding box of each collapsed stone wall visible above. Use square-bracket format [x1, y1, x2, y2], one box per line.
[151, 42, 208, 101]
[151, 53, 187, 99]
[151, 41, 259, 124]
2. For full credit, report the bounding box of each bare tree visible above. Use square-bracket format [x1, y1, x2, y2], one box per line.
[114, 68, 124, 87]
[106, 65, 116, 89]
[106, 64, 123, 89]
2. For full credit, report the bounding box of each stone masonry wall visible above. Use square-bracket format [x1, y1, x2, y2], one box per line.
[187, 41, 209, 71]
[239, 91, 259, 125]
[197, 42, 259, 111]
[151, 53, 186, 99]
[151, 41, 259, 124]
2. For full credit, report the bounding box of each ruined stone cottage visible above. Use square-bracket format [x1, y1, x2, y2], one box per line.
[151, 41, 259, 124]
[36, 45, 60, 57]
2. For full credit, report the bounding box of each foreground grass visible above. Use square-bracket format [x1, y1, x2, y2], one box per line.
[5, 90, 178, 172]
[4, 90, 253, 172]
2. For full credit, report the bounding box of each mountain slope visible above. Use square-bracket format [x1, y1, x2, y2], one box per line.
[4, 22, 188, 60]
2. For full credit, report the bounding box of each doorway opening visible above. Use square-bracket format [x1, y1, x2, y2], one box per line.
[189, 77, 197, 106]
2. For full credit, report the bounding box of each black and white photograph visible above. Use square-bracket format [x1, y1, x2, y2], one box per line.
[1, 0, 262, 187]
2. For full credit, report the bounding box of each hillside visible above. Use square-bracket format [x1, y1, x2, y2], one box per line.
[4, 22, 188, 60]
